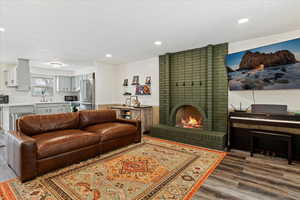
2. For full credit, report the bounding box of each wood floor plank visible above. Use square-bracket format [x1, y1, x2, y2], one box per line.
[195, 150, 300, 200]
[208, 169, 298, 200]
[199, 179, 267, 200]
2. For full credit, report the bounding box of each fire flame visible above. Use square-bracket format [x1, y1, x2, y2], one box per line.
[181, 116, 201, 128]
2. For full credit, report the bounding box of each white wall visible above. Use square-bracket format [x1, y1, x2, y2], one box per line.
[95, 62, 118, 105]
[74, 66, 97, 76]
[114, 57, 159, 106]
[228, 29, 300, 112]
[31, 66, 75, 76]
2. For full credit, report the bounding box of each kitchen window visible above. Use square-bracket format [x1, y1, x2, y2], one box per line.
[31, 76, 54, 96]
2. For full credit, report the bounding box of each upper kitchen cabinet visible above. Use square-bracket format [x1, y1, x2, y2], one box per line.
[56, 75, 80, 93]
[71, 76, 80, 92]
[5, 67, 17, 87]
[0, 66, 5, 91]
[56, 76, 71, 92]
[2, 59, 31, 91]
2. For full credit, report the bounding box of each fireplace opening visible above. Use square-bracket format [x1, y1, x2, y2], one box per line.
[175, 105, 202, 129]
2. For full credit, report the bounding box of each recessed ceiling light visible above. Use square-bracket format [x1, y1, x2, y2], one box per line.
[154, 41, 162, 46]
[105, 54, 112, 58]
[0, 27, 5, 32]
[238, 18, 249, 24]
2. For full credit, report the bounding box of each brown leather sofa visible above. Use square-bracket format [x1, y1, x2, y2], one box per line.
[6, 110, 141, 182]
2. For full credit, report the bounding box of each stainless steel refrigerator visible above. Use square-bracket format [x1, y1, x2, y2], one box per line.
[79, 73, 95, 110]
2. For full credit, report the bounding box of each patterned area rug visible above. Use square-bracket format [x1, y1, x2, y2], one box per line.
[0, 136, 226, 200]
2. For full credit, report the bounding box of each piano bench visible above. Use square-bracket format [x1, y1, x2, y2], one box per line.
[249, 130, 292, 165]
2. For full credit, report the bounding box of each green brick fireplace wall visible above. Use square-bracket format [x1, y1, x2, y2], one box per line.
[159, 43, 228, 132]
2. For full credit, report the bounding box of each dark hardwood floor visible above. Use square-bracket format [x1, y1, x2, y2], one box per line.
[0, 134, 300, 200]
[195, 150, 300, 200]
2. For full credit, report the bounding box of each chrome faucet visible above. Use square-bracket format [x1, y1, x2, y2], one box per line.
[40, 88, 48, 102]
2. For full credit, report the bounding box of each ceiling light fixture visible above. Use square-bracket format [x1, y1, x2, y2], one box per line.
[238, 18, 249, 24]
[105, 54, 112, 58]
[154, 41, 162, 46]
[48, 61, 64, 68]
[0, 27, 5, 32]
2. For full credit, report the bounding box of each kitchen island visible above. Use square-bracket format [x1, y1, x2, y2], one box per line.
[0, 102, 71, 131]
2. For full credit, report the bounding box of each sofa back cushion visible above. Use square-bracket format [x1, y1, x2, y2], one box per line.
[18, 112, 79, 136]
[79, 110, 116, 128]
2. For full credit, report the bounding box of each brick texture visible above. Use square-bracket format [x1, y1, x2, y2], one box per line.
[159, 43, 228, 132]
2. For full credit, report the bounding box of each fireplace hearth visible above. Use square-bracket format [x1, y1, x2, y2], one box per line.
[176, 105, 202, 129]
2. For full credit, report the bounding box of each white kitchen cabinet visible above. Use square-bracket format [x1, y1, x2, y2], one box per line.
[35, 103, 71, 115]
[75, 76, 80, 91]
[1, 103, 71, 131]
[71, 76, 80, 92]
[16, 59, 31, 91]
[71, 77, 76, 92]
[3, 59, 31, 91]
[0, 106, 4, 131]
[51, 105, 69, 113]
[4, 67, 17, 87]
[1, 105, 35, 131]
[36, 107, 51, 115]
[67, 77, 72, 92]
[56, 76, 78, 92]
[56, 76, 67, 92]
[58, 76, 65, 92]
[0, 68, 5, 91]
[56, 76, 63, 92]
[56, 76, 62, 92]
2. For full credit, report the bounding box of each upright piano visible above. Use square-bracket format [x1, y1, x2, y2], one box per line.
[229, 105, 300, 161]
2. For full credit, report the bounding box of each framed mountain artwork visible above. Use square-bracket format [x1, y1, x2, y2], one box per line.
[226, 38, 300, 90]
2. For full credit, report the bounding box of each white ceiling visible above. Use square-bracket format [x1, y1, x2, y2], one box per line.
[0, 0, 300, 68]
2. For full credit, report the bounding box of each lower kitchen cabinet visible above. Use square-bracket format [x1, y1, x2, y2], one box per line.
[0, 103, 72, 131]
[35, 103, 71, 115]
[1, 105, 35, 131]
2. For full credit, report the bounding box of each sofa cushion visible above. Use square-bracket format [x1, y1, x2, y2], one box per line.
[83, 122, 137, 142]
[18, 112, 79, 136]
[32, 129, 100, 159]
[79, 110, 116, 128]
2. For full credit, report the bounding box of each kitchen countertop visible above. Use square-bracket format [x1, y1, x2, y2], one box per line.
[0, 103, 34, 107]
[0, 102, 71, 107]
[35, 102, 70, 105]
[111, 105, 152, 110]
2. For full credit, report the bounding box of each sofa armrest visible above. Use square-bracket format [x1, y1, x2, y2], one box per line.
[6, 131, 37, 182]
[116, 118, 142, 142]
